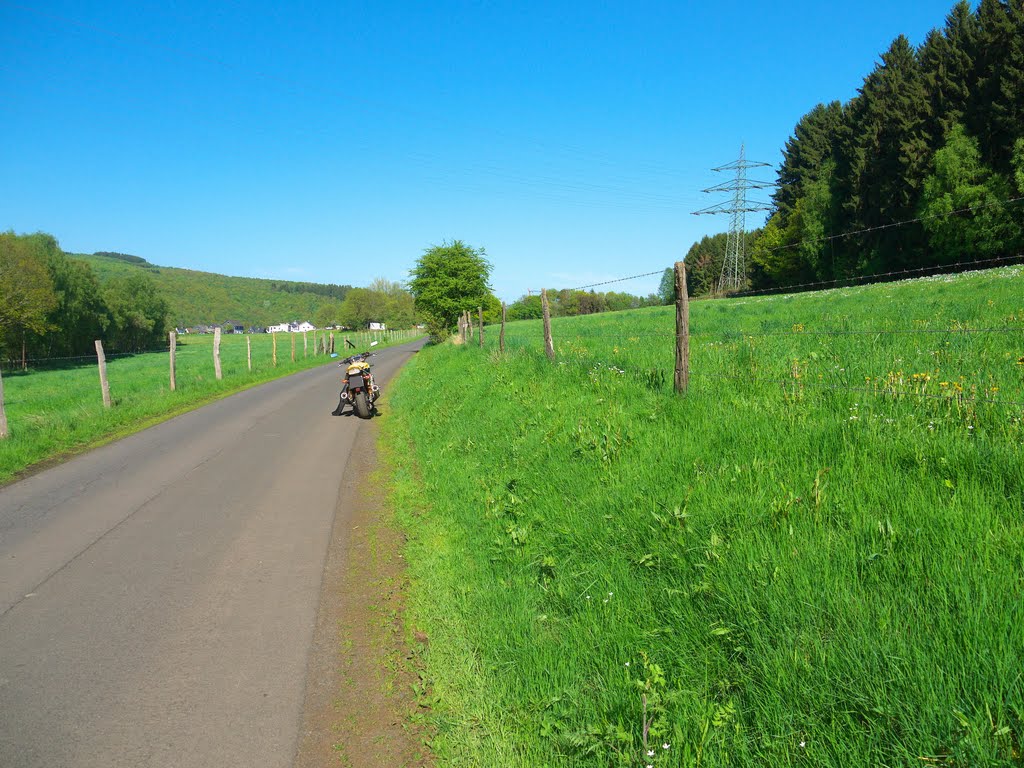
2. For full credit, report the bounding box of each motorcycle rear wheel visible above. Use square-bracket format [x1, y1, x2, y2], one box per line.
[353, 391, 371, 419]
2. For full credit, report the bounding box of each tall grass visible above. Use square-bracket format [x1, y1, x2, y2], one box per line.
[384, 266, 1023, 767]
[0, 329, 421, 483]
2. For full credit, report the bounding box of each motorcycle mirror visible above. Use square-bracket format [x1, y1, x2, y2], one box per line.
[370, 341, 379, 347]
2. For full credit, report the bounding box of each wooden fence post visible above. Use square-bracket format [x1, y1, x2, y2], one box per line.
[0, 365, 8, 439]
[169, 331, 177, 392]
[291, 332, 296, 363]
[272, 333, 277, 366]
[330, 332, 335, 354]
[458, 313, 466, 344]
[674, 261, 690, 394]
[95, 340, 111, 408]
[213, 327, 223, 380]
[304, 331, 308, 358]
[478, 306, 484, 347]
[541, 289, 555, 361]
[247, 335, 252, 371]
[500, 302, 506, 353]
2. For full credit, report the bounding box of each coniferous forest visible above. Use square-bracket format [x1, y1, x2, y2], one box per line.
[690, 0, 1024, 294]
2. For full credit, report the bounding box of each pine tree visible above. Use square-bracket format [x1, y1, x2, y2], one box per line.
[843, 36, 933, 271]
[991, 1, 1024, 170]
[919, 3, 978, 144]
[772, 102, 843, 226]
[969, 0, 1016, 170]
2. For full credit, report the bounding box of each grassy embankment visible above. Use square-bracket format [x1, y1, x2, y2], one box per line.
[383, 266, 1023, 767]
[0, 328, 421, 484]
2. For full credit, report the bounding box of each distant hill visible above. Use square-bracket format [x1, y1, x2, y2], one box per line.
[70, 252, 353, 328]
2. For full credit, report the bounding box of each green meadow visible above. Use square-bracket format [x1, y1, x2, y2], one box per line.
[0, 328, 420, 484]
[384, 266, 1023, 766]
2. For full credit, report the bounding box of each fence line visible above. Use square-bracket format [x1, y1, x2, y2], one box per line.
[0, 328, 424, 437]
[0, 327, 424, 371]
[492, 338, 1024, 411]
[482, 325, 1022, 341]
[530, 253, 1023, 308]
[474, 266, 1024, 413]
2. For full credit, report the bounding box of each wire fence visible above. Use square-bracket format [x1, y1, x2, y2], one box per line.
[0, 328, 415, 374]
[489, 333, 1024, 413]
[469, 258, 1024, 416]
[0, 328, 425, 445]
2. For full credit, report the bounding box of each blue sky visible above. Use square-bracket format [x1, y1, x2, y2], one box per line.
[2, 0, 962, 301]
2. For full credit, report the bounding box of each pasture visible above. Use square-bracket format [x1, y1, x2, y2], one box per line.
[384, 266, 1023, 766]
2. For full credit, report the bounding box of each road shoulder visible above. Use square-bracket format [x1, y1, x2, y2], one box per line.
[293, 414, 433, 768]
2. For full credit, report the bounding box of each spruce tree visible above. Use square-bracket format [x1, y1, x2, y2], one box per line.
[970, 0, 1015, 170]
[773, 102, 843, 227]
[919, 3, 977, 144]
[845, 36, 933, 271]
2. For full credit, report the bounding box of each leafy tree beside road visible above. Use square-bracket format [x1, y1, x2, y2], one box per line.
[408, 240, 493, 341]
[0, 231, 169, 362]
[0, 232, 58, 364]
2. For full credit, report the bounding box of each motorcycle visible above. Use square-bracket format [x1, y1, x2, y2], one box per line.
[333, 342, 380, 418]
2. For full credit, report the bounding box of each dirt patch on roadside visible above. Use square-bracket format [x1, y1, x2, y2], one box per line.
[293, 417, 433, 768]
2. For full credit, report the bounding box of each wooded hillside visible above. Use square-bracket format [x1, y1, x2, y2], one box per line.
[71, 252, 354, 330]
[690, 0, 1024, 295]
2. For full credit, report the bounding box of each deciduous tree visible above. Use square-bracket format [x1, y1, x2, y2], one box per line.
[408, 240, 492, 340]
[0, 232, 58, 361]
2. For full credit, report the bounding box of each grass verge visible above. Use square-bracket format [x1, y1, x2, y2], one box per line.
[383, 268, 1023, 767]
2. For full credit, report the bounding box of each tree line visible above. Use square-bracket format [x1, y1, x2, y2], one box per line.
[1, 232, 422, 368]
[1, 232, 169, 364]
[505, 289, 662, 320]
[689, 0, 1024, 295]
[310, 278, 417, 330]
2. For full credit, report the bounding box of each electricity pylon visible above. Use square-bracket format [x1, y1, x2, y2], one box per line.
[692, 145, 774, 292]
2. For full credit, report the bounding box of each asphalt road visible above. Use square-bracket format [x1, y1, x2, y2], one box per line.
[0, 339, 424, 768]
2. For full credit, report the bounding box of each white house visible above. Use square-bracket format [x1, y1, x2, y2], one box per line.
[296, 321, 316, 332]
[368, 322, 386, 331]
[266, 323, 290, 333]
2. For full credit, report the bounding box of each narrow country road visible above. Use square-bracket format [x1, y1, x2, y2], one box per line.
[0, 339, 424, 768]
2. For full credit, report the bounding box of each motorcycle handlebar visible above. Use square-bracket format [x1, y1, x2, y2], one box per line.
[337, 351, 376, 366]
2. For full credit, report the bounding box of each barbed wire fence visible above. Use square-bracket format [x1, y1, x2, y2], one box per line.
[469, 254, 1024, 416]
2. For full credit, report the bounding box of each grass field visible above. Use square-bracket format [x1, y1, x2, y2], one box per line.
[0, 328, 421, 484]
[383, 266, 1023, 767]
